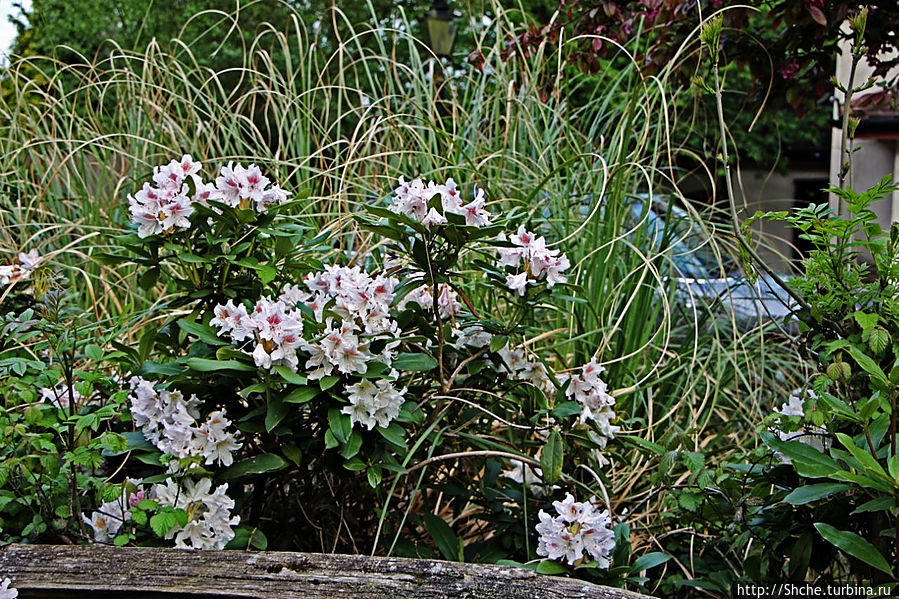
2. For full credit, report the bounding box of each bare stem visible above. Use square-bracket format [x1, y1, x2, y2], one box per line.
[711, 63, 813, 317]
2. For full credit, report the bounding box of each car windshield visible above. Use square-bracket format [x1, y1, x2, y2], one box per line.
[629, 197, 728, 279]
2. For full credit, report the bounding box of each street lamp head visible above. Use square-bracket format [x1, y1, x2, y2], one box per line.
[421, 0, 456, 57]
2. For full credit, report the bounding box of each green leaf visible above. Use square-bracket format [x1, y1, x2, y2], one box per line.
[541, 430, 564, 485]
[853, 311, 879, 332]
[282, 444, 303, 467]
[138, 267, 160, 291]
[551, 402, 581, 419]
[259, 266, 277, 285]
[131, 510, 147, 526]
[813, 523, 893, 575]
[265, 397, 289, 432]
[846, 346, 890, 388]
[149, 511, 178, 537]
[783, 483, 850, 505]
[489, 335, 508, 353]
[84, 344, 104, 361]
[324, 429, 338, 449]
[138, 499, 159, 511]
[177, 319, 228, 346]
[869, 327, 890, 355]
[367, 467, 382, 488]
[113, 533, 131, 547]
[835, 433, 890, 481]
[122, 431, 155, 452]
[220, 454, 288, 479]
[283, 386, 318, 404]
[328, 409, 352, 444]
[535, 560, 568, 575]
[422, 514, 460, 561]
[340, 431, 363, 459]
[851, 496, 893, 514]
[343, 457, 367, 471]
[137, 329, 156, 362]
[178, 253, 209, 264]
[186, 357, 254, 372]
[173, 508, 189, 527]
[376, 423, 406, 448]
[761, 432, 839, 478]
[274, 366, 307, 385]
[629, 552, 671, 574]
[320, 376, 339, 391]
[392, 353, 438, 372]
[677, 492, 702, 512]
[828, 470, 894, 493]
[250, 528, 268, 550]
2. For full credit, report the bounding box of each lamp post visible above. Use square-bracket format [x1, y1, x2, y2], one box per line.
[421, 0, 456, 58]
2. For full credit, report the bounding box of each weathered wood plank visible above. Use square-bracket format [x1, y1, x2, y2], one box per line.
[0, 544, 653, 598]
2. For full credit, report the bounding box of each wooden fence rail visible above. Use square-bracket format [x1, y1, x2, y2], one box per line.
[0, 544, 653, 598]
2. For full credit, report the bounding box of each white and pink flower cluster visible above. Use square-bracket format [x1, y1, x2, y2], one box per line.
[398, 282, 463, 319]
[212, 265, 406, 379]
[536, 493, 616, 567]
[152, 478, 240, 550]
[129, 377, 241, 467]
[566, 358, 619, 441]
[39, 382, 96, 411]
[496, 226, 570, 296]
[342, 379, 407, 430]
[82, 479, 146, 543]
[128, 155, 289, 238]
[0, 249, 41, 286]
[390, 176, 491, 228]
[499, 344, 557, 398]
[211, 293, 305, 372]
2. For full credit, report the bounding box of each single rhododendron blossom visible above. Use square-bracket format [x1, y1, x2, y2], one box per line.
[536, 493, 616, 567]
[81, 479, 146, 543]
[82, 499, 127, 543]
[499, 344, 557, 398]
[343, 379, 407, 430]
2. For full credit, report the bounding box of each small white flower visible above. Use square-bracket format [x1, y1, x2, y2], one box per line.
[505, 272, 530, 296]
[421, 207, 448, 228]
[439, 177, 464, 214]
[17, 249, 41, 271]
[1, 577, 18, 599]
[460, 188, 491, 227]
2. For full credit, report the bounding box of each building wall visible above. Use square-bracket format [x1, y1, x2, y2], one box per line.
[829, 33, 899, 227]
[738, 168, 829, 272]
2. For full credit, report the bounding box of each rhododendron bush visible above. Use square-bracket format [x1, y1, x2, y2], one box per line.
[0, 154, 643, 584]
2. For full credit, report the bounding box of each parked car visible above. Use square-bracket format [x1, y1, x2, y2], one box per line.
[628, 195, 797, 331]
